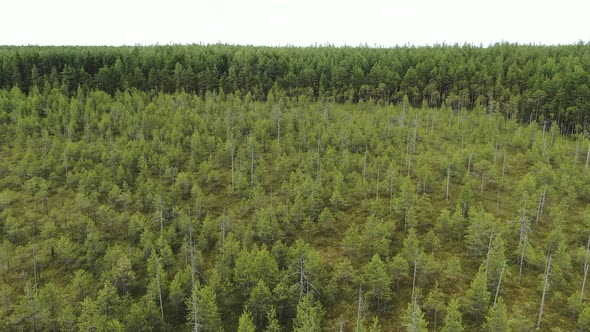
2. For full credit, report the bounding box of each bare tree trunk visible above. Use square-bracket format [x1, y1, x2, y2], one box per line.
[518, 196, 529, 281]
[376, 165, 380, 200]
[188, 211, 195, 288]
[537, 251, 552, 330]
[480, 173, 485, 195]
[501, 153, 507, 186]
[519, 233, 528, 282]
[585, 142, 590, 174]
[221, 212, 227, 247]
[157, 193, 164, 233]
[581, 235, 590, 305]
[484, 233, 493, 280]
[250, 146, 255, 187]
[230, 140, 235, 191]
[277, 112, 281, 144]
[363, 148, 368, 181]
[32, 235, 39, 284]
[389, 166, 394, 213]
[574, 139, 580, 166]
[536, 186, 546, 224]
[406, 132, 411, 176]
[155, 255, 165, 321]
[413, 113, 418, 153]
[541, 122, 547, 156]
[494, 260, 506, 306]
[192, 288, 200, 332]
[446, 165, 450, 200]
[355, 287, 363, 332]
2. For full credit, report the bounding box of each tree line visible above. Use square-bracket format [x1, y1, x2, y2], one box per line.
[1, 43, 590, 131]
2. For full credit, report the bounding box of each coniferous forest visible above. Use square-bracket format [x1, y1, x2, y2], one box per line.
[1, 44, 590, 331]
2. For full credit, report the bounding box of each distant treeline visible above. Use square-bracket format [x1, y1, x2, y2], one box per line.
[1, 43, 589, 130]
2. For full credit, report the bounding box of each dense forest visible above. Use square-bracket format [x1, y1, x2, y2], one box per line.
[1, 44, 590, 331]
[1, 43, 590, 131]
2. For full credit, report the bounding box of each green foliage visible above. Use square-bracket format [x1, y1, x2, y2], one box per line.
[293, 295, 322, 332]
[1, 58, 590, 331]
[464, 265, 491, 324]
[484, 297, 511, 332]
[363, 254, 392, 311]
[578, 305, 590, 332]
[401, 300, 428, 332]
[441, 298, 464, 332]
[237, 310, 256, 332]
[185, 282, 224, 332]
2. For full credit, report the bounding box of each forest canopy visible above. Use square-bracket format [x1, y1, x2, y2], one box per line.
[1, 43, 590, 131]
[1, 44, 590, 331]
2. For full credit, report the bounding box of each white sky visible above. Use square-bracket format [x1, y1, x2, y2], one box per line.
[2, 0, 589, 47]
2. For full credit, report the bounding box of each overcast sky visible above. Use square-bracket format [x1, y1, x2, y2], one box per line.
[2, 0, 589, 47]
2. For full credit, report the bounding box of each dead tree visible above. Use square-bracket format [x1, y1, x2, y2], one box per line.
[535, 186, 547, 224]
[355, 286, 364, 332]
[494, 260, 506, 306]
[537, 251, 552, 330]
[581, 235, 590, 305]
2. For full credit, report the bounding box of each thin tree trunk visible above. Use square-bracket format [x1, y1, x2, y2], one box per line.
[413, 113, 418, 153]
[389, 167, 394, 213]
[158, 193, 164, 233]
[480, 173, 485, 195]
[230, 141, 235, 191]
[581, 235, 590, 305]
[541, 122, 547, 156]
[519, 233, 528, 282]
[537, 252, 552, 330]
[536, 186, 546, 224]
[405, 130, 411, 176]
[494, 260, 506, 306]
[193, 289, 200, 332]
[446, 165, 450, 200]
[501, 153, 507, 186]
[363, 148, 368, 181]
[484, 233, 493, 280]
[376, 165, 380, 200]
[187, 209, 197, 290]
[574, 139, 580, 166]
[355, 287, 363, 332]
[156, 256, 165, 321]
[250, 146, 255, 187]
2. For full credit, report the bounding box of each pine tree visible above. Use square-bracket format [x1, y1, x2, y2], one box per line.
[293, 295, 322, 332]
[185, 283, 224, 332]
[264, 306, 282, 332]
[401, 299, 428, 332]
[578, 305, 590, 332]
[486, 236, 506, 294]
[363, 254, 392, 311]
[441, 298, 464, 332]
[246, 279, 272, 329]
[237, 310, 256, 332]
[465, 265, 491, 324]
[484, 297, 510, 332]
[424, 282, 445, 331]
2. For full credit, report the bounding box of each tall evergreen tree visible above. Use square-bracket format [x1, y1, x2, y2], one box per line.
[484, 297, 510, 332]
[441, 298, 464, 332]
[464, 265, 491, 324]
